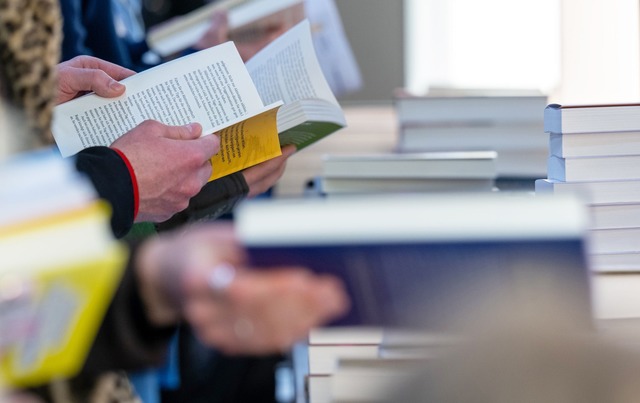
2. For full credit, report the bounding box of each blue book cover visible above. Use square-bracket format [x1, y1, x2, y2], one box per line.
[237, 194, 592, 330]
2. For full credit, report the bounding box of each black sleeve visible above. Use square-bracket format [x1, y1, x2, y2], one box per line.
[80, 242, 177, 376]
[156, 172, 249, 232]
[75, 147, 135, 239]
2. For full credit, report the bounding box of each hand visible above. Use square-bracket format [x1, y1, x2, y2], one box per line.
[135, 224, 349, 355]
[242, 145, 295, 198]
[111, 121, 220, 223]
[56, 56, 135, 105]
[193, 10, 230, 51]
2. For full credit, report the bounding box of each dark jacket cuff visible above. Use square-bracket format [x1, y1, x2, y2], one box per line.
[156, 172, 249, 232]
[75, 147, 135, 238]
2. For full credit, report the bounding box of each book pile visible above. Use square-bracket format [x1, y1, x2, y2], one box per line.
[0, 149, 126, 388]
[305, 328, 455, 403]
[317, 151, 498, 197]
[394, 88, 548, 180]
[536, 103, 640, 274]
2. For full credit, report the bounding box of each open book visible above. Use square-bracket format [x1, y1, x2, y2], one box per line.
[52, 20, 346, 181]
[147, 0, 305, 58]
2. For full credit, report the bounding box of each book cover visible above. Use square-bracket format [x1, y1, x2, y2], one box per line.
[0, 152, 127, 387]
[235, 194, 592, 329]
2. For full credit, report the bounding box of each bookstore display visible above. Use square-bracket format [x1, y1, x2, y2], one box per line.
[52, 20, 346, 181]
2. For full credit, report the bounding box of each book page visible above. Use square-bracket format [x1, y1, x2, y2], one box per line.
[52, 42, 266, 157]
[246, 20, 339, 107]
[209, 106, 282, 180]
[304, 0, 363, 97]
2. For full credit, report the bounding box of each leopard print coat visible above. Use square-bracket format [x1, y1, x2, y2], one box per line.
[0, 1, 140, 402]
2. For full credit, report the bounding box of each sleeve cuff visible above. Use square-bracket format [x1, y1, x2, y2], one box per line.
[111, 147, 139, 220]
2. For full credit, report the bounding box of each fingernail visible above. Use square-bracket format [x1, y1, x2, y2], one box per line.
[187, 123, 199, 134]
[110, 80, 124, 91]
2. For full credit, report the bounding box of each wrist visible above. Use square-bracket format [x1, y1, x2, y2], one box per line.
[111, 147, 139, 221]
[134, 238, 183, 326]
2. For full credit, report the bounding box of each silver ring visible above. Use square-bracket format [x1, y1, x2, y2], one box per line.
[208, 262, 236, 292]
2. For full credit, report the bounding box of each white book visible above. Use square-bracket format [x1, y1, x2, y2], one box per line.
[329, 357, 426, 403]
[395, 91, 547, 125]
[398, 122, 546, 152]
[535, 178, 640, 205]
[147, 0, 305, 57]
[308, 344, 380, 375]
[308, 327, 384, 346]
[494, 148, 548, 177]
[307, 375, 332, 403]
[588, 227, 640, 254]
[547, 154, 640, 182]
[321, 151, 498, 180]
[590, 252, 640, 273]
[319, 176, 495, 196]
[592, 273, 640, 319]
[550, 131, 640, 158]
[588, 203, 640, 230]
[544, 103, 640, 135]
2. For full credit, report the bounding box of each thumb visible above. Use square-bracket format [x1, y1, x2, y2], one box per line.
[163, 123, 203, 140]
[70, 67, 126, 98]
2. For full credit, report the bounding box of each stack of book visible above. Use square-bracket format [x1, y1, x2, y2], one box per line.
[0, 149, 126, 388]
[394, 88, 548, 179]
[317, 150, 497, 197]
[536, 103, 640, 273]
[305, 327, 384, 403]
[305, 328, 457, 403]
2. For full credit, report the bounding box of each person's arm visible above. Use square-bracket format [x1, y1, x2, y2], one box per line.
[75, 147, 137, 238]
[58, 56, 221, 226]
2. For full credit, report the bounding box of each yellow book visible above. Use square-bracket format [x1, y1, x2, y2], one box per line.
[0, 202, 127, 388]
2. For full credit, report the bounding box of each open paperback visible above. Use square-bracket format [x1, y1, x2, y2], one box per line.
[147, 0, 305, 58]
[52, 20, 345, 181]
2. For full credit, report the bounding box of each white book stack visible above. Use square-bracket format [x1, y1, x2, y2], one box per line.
[305, 327, 383, 403]
[305, 328, 458, 403]
[536, 103, 640, 274]
[394, 88, 548, 179]
[318, 151, 497, 197]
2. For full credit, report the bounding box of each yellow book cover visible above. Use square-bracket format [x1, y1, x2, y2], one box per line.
[0, 202, 127, 388]
[209, 106, 281, 181]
